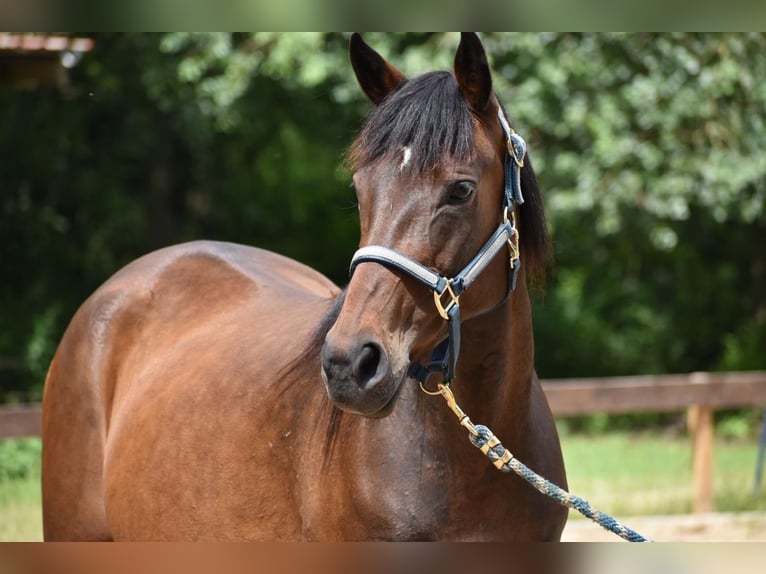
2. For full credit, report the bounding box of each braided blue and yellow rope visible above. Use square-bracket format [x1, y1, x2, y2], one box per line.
[427, 382, 650, 542]
[469, 423, 650, 542]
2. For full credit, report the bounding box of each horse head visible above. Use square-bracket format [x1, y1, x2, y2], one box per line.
[321, 33, 525, 417]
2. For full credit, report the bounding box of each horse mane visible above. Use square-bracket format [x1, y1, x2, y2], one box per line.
[278, 290, 349, 467]
[349, 71, 550, 283]
[516, 148, 552, 285]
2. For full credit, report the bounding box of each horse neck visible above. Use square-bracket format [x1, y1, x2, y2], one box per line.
[454, 273, 536, 434]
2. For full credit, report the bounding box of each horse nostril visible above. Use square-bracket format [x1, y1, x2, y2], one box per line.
[321, 335, 394, 415]
[353, 343, 383, 388]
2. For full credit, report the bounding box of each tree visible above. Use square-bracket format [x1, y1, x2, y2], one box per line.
[1, 33, 763, 402]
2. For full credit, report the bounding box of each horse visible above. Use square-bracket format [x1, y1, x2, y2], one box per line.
[41, 32, 567, 541]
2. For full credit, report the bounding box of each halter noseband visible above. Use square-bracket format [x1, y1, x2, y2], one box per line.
[349, 107, 527, 386]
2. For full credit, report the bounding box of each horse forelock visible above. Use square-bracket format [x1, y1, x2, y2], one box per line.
[348, 71, 475, 174]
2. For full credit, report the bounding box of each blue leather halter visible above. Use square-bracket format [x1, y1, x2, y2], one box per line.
[349, 107, 527, 386]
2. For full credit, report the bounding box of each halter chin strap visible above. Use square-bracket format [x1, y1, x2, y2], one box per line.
[349, 107, 526, 385]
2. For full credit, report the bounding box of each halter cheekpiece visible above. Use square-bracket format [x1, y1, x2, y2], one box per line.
[349, 107, 526, 386]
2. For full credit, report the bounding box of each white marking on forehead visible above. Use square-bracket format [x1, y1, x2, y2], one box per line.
[399, 146, 412, 172]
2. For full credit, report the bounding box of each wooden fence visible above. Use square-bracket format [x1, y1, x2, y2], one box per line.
[0, 403, 42, 438]
[541, 371, 766, 513]
[2, 371, 766, 513]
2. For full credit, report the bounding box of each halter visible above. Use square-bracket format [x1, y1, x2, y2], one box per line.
[349, 107, 527, 386]
[347, 105, 651, 543]
[347, 106, 651, 543]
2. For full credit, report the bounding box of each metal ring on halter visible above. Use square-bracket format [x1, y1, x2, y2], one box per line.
[418, 380, 445, 396]
[433, 280, 459, 321]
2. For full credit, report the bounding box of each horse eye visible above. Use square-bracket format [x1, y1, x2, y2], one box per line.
[447, 181, 476, 204]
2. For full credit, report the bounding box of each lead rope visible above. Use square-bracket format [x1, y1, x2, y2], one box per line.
[425, 382, 651, 542]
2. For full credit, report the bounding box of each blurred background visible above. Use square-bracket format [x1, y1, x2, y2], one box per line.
[0, 32, 764, 540]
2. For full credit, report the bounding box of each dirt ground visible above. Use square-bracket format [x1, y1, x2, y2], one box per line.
[561, 511, 766, 542]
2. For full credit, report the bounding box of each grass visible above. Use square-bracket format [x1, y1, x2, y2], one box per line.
[560, 431, 766, 519]
[0, 475, 42, 541]
[0, 437, 43, 541]
[2, 433, 765, 540]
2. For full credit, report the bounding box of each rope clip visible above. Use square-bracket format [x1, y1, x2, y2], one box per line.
[420, 381, 478, 437]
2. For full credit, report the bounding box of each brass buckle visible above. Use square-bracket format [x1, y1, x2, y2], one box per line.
[433, 280, 459, 321]
[504, 209, 520, 266]
[507, 228, 520, 267]
[507, 137, 525, 168]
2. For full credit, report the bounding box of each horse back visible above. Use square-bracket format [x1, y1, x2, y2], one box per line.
[42, 241, 339, 540]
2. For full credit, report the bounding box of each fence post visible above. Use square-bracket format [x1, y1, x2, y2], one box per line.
[688, 404, 714, 514]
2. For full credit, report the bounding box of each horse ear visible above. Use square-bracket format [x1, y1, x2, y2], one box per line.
[454, 32, 493, 114]
[349, 33, 407, 105]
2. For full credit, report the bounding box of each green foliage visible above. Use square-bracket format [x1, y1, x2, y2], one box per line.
[0, 439, 41, 482]
[0, 33, 764, 404]
[480, 32, 766, 378]
[717, 414, 752, 441]
[716, 409, 763, 441]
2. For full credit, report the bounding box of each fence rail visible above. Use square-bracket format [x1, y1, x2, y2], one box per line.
[3, 371, 766, 514]
[0, 403, 41, 438]
[541, 371, 766, 415]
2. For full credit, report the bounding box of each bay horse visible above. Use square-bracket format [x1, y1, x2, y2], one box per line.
[42, 33, 567, 541]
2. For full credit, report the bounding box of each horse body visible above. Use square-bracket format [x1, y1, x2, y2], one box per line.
[42, 241, 335, 540]
[42, 33, 567, 541]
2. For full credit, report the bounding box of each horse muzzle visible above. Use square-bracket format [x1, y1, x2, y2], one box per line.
[320, 334, 402, 417]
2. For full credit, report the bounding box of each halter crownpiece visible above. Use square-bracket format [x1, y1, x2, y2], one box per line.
[349, 106, 527, 385]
